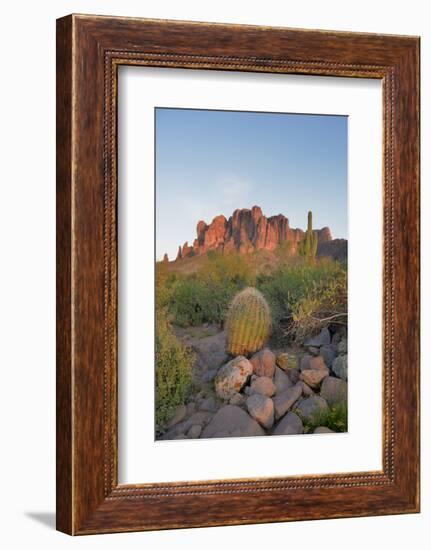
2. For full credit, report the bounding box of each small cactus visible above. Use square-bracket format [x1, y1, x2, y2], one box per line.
[225, 287, 271, 356]
[298, 211, 318, 260]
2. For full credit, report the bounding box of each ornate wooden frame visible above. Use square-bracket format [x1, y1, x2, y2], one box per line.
[56, 14, 420, 535]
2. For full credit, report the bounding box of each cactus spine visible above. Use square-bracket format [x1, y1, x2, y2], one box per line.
[298, 211, 318, 260]
[225, 287, 271, 356]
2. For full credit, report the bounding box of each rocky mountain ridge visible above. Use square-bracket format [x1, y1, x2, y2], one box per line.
[163, 205, 345, 262]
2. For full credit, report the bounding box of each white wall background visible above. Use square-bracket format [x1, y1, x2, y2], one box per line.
[0, 1, 427, 548]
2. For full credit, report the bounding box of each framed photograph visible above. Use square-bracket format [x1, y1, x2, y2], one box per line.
[56, 14, 420, 534]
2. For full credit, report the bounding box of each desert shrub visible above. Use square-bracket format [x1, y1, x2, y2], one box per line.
[301, 401, 348, 433]
[163, 252, 257, 327]
[258, 259, 347, 341]
[225, 287, 271, 355]
[289, 268, 347, 340]
[155, 309, 194, 428]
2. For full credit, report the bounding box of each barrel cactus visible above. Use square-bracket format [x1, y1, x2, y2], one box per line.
[225, 287, 271, 356]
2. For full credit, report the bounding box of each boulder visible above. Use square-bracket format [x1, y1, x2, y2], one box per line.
[295, 396, 329, 423]
[314, 426, 334, 434]
[273, 384, 302, 420]
[338, 338, 348, 355]
[309, 356, 327, 371]
[273, 366, 292, 394]
[250, 349, 276, 378]
[229, 392, 246, 406]
[187, 425, 202, 438]
[182, 411, 213, 431]
[299, 368, 329, 389]
[201, 405, 265, 438]
[304, 328, 331, 348]
[276, 352, 288, 370]
[214, 356, 253, 400]
[166, 404, 187, 428]
[320, 345, 336, 368]
[287, 367, 300, 384]
[201, 368, 218, 383]
[320, 376, 347, 406]
[332, 354, 348, 381]
[331, 332, 342, 345]
[308, 346, 320, 356]
[199, 396, 218, 412]
[187, 330, 229, 371]
[186, 402, 197, 416]
[300, 354, 327, 372]
[272, 412, 304, 435]
[246, 394, 274, 429]
[299, 354, 313, 371]
[250, 376, 276, 397]
[299, 381, 315, 397]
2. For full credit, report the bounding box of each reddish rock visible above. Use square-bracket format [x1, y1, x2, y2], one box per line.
[162, 253, 169, 263]
[181, 241, 193, 257]
[250, 349, 276, 378]
[174, 206, 334, 259]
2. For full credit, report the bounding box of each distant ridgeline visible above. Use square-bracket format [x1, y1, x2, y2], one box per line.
[163, 206, 347, 263]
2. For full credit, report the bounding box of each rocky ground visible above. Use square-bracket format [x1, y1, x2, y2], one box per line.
[157, 326, 348, 440]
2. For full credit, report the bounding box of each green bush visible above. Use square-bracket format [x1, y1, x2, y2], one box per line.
[155, 309, 194, 428]
[257, 260, 347, 342]
[161, 252, 257, 327]
[156, 251, 347, 343]
[301, 401, 348, 433]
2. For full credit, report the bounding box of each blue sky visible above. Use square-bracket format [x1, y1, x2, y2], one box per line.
[155, 108, 347, 260]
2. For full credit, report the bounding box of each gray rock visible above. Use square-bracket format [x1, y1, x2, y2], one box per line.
[246, 394, 274, 429]
[300, 354, 327, 372]
[229, 392, 246, 406]
[299, 381, 315, 397]
[299, 354, 313, 371]
[187, 425, 202, 438]
[214, 356, 253, 400]
[320, 345, 336, 368]
[295, 395, 329, 423]
[201, 368, 218, 383]
[273, 384, 302, 420]
[273, 366, 293, 394]
[332, 354, 348, 381]
[287, 367, 300, 384]
[338, 338, 348, 355]
[299, 368, 329, 389]
[186, 402, 197, 416]
[314, 426, 334, 434]
[250, 349, 276, 378]
[189, 330, 229, 370]
[166, 404, 187, 428]
[272, 412, 304, 435]
[308, 346, 320, 356]
[182, 411, 212, 432]
[250, 376, 276, 397]
[201, 405, 265, 438]
[304, 328, 331, 348]
[199, 396, 218, 412]
[331, 332, 342, 345]
[174, 433, 187, 440]
[320, 376, 347, 406]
